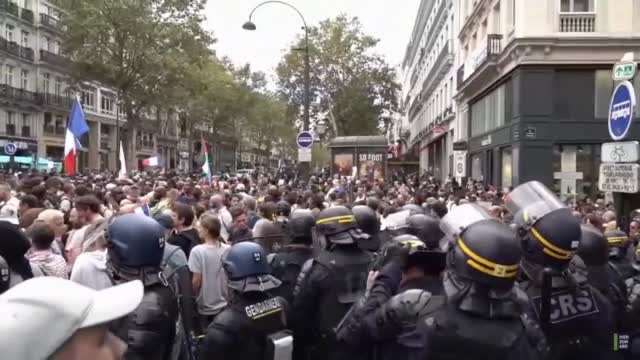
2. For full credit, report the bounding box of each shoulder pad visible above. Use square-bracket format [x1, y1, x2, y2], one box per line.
[292, 259, 314, 299]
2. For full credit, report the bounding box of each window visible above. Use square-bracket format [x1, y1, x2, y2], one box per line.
[561, 0, 594, 12]
[5, 65, 14, 87]
[42, 36, 51, 51]
[6, 111, 15, 135]
[21, 31, 29, 48]
[5, 24, 14, 42]
[22, 113, 30, 136]
[20, 69, 28, 90]
[44, 112, 53, 133]
[101, 95, 114, 114]
[55, 41, 61, 54]
[54, 77, 61, 96]
[501, 147, 512, 188]
[470, 83, 507, 136]
[82, 90, 95, 109]
[41, 72, 50, 93]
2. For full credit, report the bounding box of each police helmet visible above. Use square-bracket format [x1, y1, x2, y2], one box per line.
[352, 205, 380, 237]
[288, 211, 315, 245]
[315, 206, 369, 244]
[106, 214, 166, 269]
[389, 234, 446, 274]
[442, 204, 521, 289]
[402, 204, 424, 215]
[505, 181, 581, 269]
[577, 224, 608, 267]
[0, 255, 10, 295]
[407, 214, 445, 249]
[604, 229, 630, 259]
[223, 241, 281, 292]
[276, 201, 291, 217]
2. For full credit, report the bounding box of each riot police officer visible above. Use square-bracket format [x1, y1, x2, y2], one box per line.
[606, 230, 640, 340]
[269, 209, 315, 303]
[338, 204, 543, 360]
[293, 206, 373, 360]
[506, 181, 619, 360]
[406, 213, 445, 249]
[352, 205, 381, 252]
[199, 241, 291, 360]
[573, 224, 611, 298]
[106, 213, 179, 360]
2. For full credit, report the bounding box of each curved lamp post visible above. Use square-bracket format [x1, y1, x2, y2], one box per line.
[242, 1, 311, 179]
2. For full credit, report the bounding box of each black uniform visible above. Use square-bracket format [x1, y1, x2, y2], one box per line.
[270, 245, 314, 303]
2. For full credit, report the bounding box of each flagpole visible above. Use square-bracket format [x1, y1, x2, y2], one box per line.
[115, 92, 120, 173]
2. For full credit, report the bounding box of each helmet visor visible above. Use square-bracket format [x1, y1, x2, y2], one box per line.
[504, 181, 565, 227]
[440, 204, 492, 240]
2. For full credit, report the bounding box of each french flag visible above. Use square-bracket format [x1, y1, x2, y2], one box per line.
[63, 97, 90, 175]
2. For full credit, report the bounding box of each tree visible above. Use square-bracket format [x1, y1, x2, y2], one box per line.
[59, 0, 213, 167]
[276, 15, 400, 137]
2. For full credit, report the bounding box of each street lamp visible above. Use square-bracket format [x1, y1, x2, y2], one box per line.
[315, 119, 327, 136]
[242, 0, 311, 180]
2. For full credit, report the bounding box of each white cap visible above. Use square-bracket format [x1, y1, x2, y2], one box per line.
[0, 277, 144, 360]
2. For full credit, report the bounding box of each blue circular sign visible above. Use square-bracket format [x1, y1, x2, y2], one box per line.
[608, 81, 637, 141]
[4, 143, 17, 156]
[296, 131, 314, 149]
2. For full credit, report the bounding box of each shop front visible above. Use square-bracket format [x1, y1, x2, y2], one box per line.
[0, 138, 38, 171]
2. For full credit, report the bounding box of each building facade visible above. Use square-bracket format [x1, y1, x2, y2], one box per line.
[401, 0, 458, 180]
[454, 0, 640, 198]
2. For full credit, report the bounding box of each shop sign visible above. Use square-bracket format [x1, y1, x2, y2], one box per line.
[598, 163, 640, 193]
[179, 151, 189, 159]
[481, 135, 492, 147]
[0, 139, 29, 150]
[454, 153, 467, 177]
[524, 127, 536, 139]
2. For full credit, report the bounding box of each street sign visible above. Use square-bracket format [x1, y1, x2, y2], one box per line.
[598, 163, 640, 193]
[613, 62, 637, 81]
[298, 147, 311, 162]
[608, 81, 636, 141]
[601, 141, 640, 163]
[296, 131, 314, 149]
[454, 153, 466, 177]
[4, 143, 17, 156]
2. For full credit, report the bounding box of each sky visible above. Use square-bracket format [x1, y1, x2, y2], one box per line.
[204, 0, 421, 80]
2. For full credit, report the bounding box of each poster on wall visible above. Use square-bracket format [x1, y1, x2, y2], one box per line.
[358, 152, 385, 180]
[333, 153, 354, 177]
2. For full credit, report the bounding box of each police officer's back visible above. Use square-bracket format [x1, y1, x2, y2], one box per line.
[199, 241, 291, 360]
[506, 181, 619, 360]
[106, 213, 179, 360]
[292, 206, 373, 360]
[269, 209, 315, 302]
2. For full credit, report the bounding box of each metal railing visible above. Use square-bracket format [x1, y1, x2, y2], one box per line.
[42, 93, 72, 108]
[40, 13, 60, 29]
[559, 12, 596, 32]
[0, 37, 34, 61]
[21, 8, 34, 23]
[39, 49, 70, 67]
[0, 84, 40, 103]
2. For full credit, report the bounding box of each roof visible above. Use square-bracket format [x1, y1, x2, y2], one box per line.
[329, 136, 389, 148]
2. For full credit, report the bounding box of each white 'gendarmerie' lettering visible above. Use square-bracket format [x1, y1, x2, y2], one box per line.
[245, 298, 281, 319]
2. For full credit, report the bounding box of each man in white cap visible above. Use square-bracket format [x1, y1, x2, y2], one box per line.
[0, 276, 144, 360]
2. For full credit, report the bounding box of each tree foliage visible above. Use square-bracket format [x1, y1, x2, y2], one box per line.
[276, 15, 400, 137]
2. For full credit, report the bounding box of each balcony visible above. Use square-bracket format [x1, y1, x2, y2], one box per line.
[0, 84, 40, 105]
[40, 13, 61, 31]
[420, 41, 454, 99]
[39, 49, 70, 68]
[2, 1, 18, 17]
[559, 12, 596, 33]
[42, 93, 72, 110]
[0, 37, 34, 61]
[43, 123, 65, 136]
[458, 34, 503, 90]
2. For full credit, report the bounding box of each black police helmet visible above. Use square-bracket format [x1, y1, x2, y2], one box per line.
[402, 204, 424, 215]
[389, 234, 446, 274]
[407, 214, 444, 249]
[451, 219, 521, 289]
[316, 206, 368, 244]
[352, 205, 380, 237]
[577, 224, 608, 266]
[107, 214, 165, 268]
[223, 241, 281, 292]
[276, 201, 291, 217]
[288, 211, 315, 244]
[604, 229, 630, 259]
[518, 208, 581, 269]
[0, 255, 10, 295]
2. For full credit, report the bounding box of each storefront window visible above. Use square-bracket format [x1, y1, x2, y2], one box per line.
[470, 82, 507, 136]
[595, 70, 640, 118]
[552, 144, 600, 199]
[501, 147, 512, 188]
[471, 153, 483, 181]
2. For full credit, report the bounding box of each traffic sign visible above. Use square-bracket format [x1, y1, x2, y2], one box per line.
[608, 81, 636, 141]
[298, 147, 311, 162]
[4, 143, 17, 156]
[601, 141, 640, 163]
[599, 163, 640, 193]
[613, 62, 637, 81]
[296, 131, 314, 149]
[454, 153, 466, 177]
